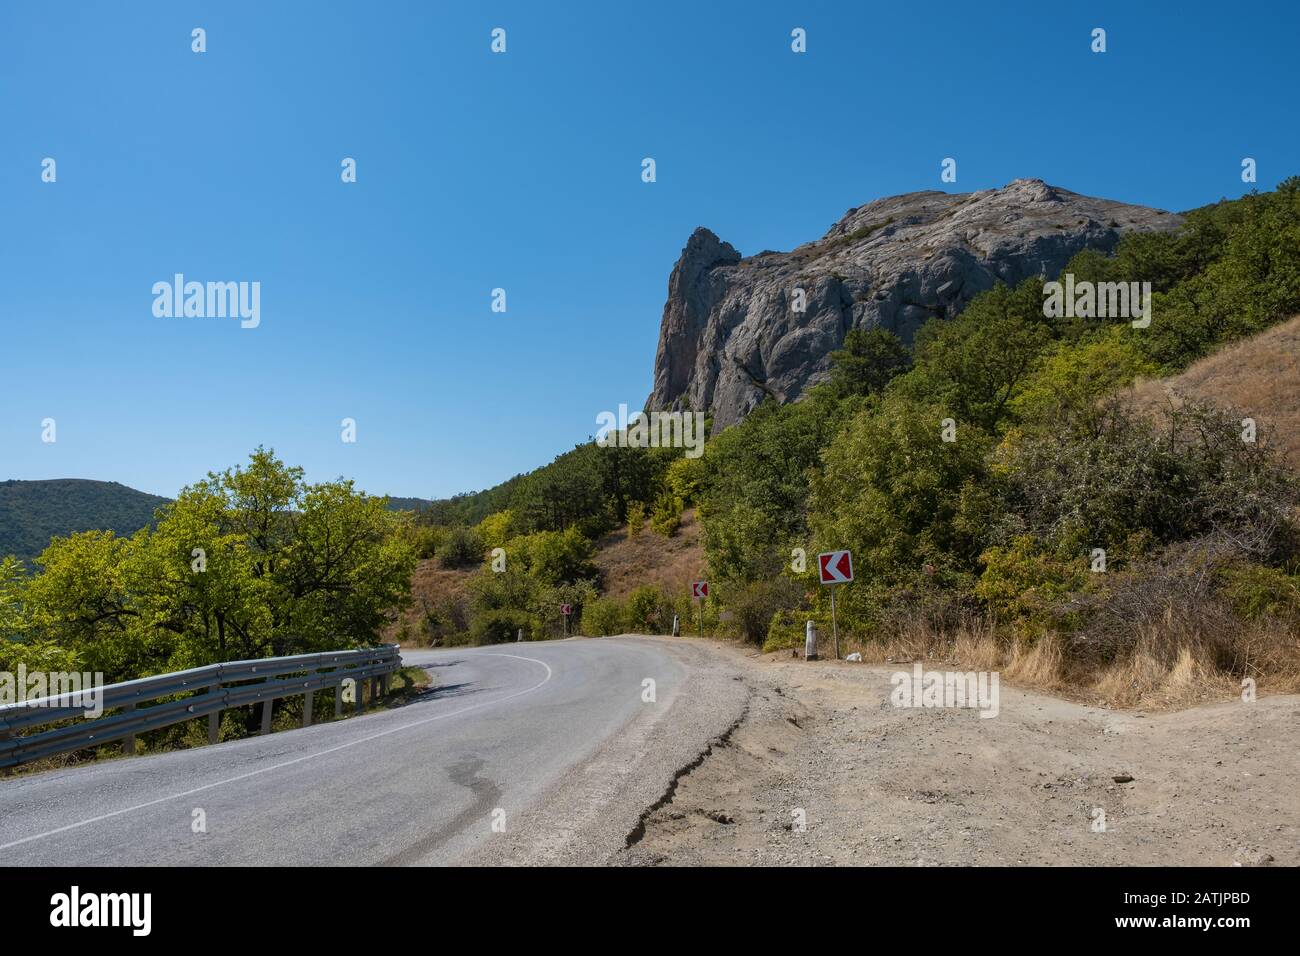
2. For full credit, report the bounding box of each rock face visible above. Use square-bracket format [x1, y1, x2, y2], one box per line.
[646, 178, 1182, 429]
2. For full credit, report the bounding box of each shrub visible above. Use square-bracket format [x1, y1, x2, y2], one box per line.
[809, 394, 996, 603]
[724, 577, 804, 644]
[476, 510, 515, 551]
[997, 400, 1300, 562]
[1010, 327, 1160, 430]
[975, 535, 1086, 631]
[507, 527, 597, 588]
[581, 597, 625, 636]
[407, 524, 444, 559]
[764, 609, 830, 653]
[663, 455, 704, 506]
[438, 525, 484, 568]
[421, 597, 469, 646]
[626, 502, 646, 537]
[624, 585, 673, 634]
[649, 493, 682, 537]
[467, 608, 532, 645]
[1218, 563, 1300, 622]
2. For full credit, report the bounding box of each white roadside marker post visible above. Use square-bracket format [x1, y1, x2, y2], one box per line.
[805, 619, 818, 661]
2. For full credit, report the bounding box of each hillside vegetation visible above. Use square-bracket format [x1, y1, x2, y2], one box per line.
[412, 179, 1300, 707]
[0, 479, 169, 564]
[1125, 313, 1300, 468]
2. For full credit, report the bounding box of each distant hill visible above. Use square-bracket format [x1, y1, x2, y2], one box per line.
[0, 479, 171, 565]
[1126, 313, 1300, 469]
[384, 496, 434, 512]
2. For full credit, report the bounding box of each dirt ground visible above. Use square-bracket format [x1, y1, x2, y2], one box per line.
[622, 640, 1298, 866]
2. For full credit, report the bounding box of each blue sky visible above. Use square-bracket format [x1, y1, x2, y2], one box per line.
[2, 0, 1295, 499]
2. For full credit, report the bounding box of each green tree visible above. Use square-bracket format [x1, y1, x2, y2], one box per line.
[1011, 326, 1159, 432]
[827, 327, 912, 399]
[809, 395, 996, 594]
[896, 279, 1052, 433]
[0, 555, 29, 642]
[20, 448, 416, 681]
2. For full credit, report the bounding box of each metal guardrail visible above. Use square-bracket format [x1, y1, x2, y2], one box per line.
[0, 644, 403, 769]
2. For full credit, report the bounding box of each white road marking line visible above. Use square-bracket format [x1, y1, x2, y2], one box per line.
[0, 652, 553, 851]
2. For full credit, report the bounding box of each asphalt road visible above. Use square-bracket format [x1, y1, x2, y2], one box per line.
[0, 637, 747, 866]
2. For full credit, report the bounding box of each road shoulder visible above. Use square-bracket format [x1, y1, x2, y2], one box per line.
[621, 641, 1299, 866]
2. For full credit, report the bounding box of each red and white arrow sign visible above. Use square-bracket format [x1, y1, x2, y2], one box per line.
[818, 550, 853, 585]
[692, 581, 709, 599]
[560, 603, 572, 616]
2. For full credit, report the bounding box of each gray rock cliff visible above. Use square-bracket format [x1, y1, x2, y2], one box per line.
[646, 178, 1182, 428]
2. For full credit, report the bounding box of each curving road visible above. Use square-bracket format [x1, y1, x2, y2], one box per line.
[0, 637, 747, 866]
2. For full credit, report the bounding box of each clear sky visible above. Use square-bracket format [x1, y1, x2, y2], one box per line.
[2, 1, 1295, 499]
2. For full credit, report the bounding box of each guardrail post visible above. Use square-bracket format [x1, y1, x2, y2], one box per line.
[303, 686, 314, 727]
[355, 680, 366, 714]
[381, 673, 390, 697]
[335, 680, 345, 718]
[123, 701, 137, 756]
[260, 697, 273, 735]
[207, 683, 221, 744]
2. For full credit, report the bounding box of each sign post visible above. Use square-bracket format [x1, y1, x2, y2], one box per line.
[560, 603, 572, 637]
[817, 550, 853, 660]
[691, 581, 709, 636]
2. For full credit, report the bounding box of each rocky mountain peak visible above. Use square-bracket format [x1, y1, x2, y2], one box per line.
[646, 179, 1181, 428]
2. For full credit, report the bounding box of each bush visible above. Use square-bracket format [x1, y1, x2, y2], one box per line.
[1071, 541, 1243, 669]
[1010, 327, 1159, 430]
[581, 597, 625, 636]
[438, 525, 484, 568]
[467, 608, 532, 645]
[1218, 563, 1300, 622]
[626, 502, 646, 537]
[996, 400, 1300, 562]
[649, 493, 682, 537]
[809, 393, 996, 603]
[407, 524, 444, 560]
[975, 535, 1086, 631]
[763, 608, 831, 653]
[624, 585, 673, 634]
[724, 577, 804, 644]
[476, 510, 515, 551]
[663, 455, 704, 507]
[506, 527, 598, 588]
[420, 597, 470, 646]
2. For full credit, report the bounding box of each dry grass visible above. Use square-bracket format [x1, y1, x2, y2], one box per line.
[593, 507, 705, 601]
[1125, 313, 1300, 467]
[826, 609, 1300, 711]
[383, 559, 474, 644]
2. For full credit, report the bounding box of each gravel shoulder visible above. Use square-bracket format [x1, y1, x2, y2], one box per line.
[621, 639, 1299, 867]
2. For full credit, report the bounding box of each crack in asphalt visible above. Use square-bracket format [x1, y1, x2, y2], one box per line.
[622, 690, 753, 849]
